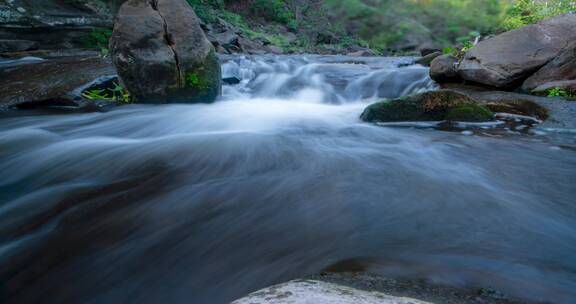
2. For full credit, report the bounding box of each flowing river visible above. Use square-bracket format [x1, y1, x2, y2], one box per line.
[0, 55, 575, 304]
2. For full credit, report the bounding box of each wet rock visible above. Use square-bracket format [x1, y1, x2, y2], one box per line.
[522, 42, 576, 92]
[360, 90, 494, 123]
[109, 0, 221, 103]
[458, 13, 576, 88]
[0, 56, 115, 110]
[232, 280, 432, 304]
[429, 55, 459, 83]
[0, 40, 38, 53]
[222, 77, 241, 85]
[416, 51, 442, 66]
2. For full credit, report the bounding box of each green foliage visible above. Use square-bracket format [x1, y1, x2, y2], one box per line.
[186, 0, 224, 23]
[501, 0, 576, 30]
[251, 0, 294, 24]
[323, 0, 506, 51]
[82, 82, 131, 103]
[442, 30, 479, 58]
[186, 72, 210, 90]
[546, 87, 576, 98]
[81, 28, 112, 57]
[183, 0, 574, 54]
[445, 103, 494, 122]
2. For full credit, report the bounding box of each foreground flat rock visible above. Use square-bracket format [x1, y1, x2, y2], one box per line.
[458, 13, 576, 88]
[232, 280, 432, 304]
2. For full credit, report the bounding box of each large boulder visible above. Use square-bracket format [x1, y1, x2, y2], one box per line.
[458, 13, 576, 88]
[522, 42, 576, 92]
[109, 0, 221, 103]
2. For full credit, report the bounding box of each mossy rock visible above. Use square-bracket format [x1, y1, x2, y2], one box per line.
[361, 90, 494, 123]
[445, 103, 494, 122]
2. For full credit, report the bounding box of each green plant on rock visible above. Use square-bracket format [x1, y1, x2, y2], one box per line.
[186, 72, 210, 90]
[546, 87, 576, 98]
[82, 82, 132, 103]
[81, 28, 113, 57]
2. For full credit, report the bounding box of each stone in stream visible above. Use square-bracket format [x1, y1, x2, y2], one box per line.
[231, 280, 432, 304]
[360, 90, 494, 123]
[457, 13, 576, 88]
[109, 0, 221, 103]
[429, 54, 459, 83]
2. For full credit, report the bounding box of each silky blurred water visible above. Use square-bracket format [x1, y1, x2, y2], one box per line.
[1, 55, 575, 304]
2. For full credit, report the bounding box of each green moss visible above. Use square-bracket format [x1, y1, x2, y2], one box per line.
[360, 97, 445, 122]
[186, 72, 210, 90]
[445, 103, 494, 122]
[172, 50, 221, 103]
[81, 82, 132, 103]
[361, 90, 494, 123]
[546, 87, 576, 99]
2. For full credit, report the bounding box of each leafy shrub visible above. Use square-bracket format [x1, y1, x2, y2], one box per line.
[186, 0, 225, 22]
[251, 0, 294, 24]
[501, 0, 576, 30]
[82, 82, 131, 103]
[546, 87, 576, 98]
[81, 28, 112, 56]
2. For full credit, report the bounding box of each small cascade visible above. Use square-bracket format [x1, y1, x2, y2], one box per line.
[220, 54, 436, 103]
